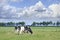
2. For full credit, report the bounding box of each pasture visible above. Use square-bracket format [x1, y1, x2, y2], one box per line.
[0, 26, 60, 40]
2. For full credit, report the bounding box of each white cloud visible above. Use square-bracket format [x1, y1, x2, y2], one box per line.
[0, 0, 60, 22]
[3, 5, 13, 10]
[21, 1, 53, 19]
[0, 1, 55, 19]
[20, 1, 45, 18]
[10, 0, 23, 2]
[49, 3, 60, 17]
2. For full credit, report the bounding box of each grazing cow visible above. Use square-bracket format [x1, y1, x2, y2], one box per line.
[15, 25, 33, 35]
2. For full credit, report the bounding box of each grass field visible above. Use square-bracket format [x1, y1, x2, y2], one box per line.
[0, 27, 60, 40]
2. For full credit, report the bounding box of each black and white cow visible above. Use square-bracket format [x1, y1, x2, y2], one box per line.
[15, 25, 33, 34]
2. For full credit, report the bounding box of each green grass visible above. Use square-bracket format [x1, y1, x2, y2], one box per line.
[0, 27, 60, 40]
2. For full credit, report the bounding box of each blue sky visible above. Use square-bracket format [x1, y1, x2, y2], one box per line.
[9, 0, 60, 8]
[0, 0, 60, 25]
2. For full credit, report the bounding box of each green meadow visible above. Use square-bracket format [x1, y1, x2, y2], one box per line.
[0, 27, 60, 40]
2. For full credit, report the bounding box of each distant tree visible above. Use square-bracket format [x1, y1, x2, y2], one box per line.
[49, 21, 52, 24]
[42, 21, 46, 26]
[40, 22, 43, 26]
[37, 23, 40, 26]
[47, 21, 53, 26]
[18, 22, 25, 26]
[56, 21, 60, 26]
[0, 22, 5, 26]
[53, 23, 55, 26]
[7, 22, 14, 26]
[31, 22, 36, 26]
[40, 21, 53, 26]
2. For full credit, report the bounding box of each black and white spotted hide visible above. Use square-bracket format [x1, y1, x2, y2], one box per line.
[24, 26, 33, 34]
[14, 26, 33, 34]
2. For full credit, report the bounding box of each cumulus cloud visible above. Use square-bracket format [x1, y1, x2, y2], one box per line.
[0, 5, 18, 19]
[0, 0, 60, 21]
[49, 3, 60, 18]
[0, 0, 23, 19]
[21, 1, 53, 19]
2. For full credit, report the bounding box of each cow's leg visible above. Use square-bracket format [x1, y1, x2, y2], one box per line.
[15, 29, 19, 34]
[20, 29, 23, 34]
[18, 29, 20, 35]
[20, 27, 25, 34]
[18, 26, 21, 35]
[15, 26, 17, 33]
[17, 29, 19, 32]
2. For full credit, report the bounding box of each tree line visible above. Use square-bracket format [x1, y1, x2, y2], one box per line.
[0, 21, 60, 27]
[31, 21, 60, 26]
[0, 22, 25, 27]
